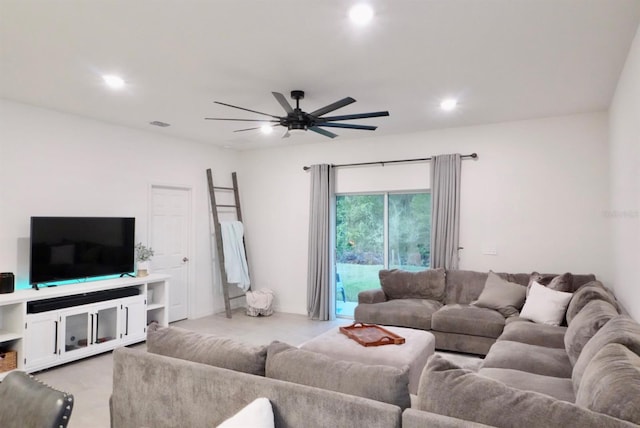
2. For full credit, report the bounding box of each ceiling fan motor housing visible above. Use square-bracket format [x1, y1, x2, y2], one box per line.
[290, 90, 305, 100]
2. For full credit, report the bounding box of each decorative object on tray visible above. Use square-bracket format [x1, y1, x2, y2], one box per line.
[135, 242, 154, 277]
[339, 322, 405, 347]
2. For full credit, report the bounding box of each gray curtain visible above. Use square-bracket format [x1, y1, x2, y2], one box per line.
[307, 164, 335, 320]
[430, 153, 461, 269]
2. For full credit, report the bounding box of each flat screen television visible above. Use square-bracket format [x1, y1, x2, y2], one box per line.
[30, 217, 135, 285]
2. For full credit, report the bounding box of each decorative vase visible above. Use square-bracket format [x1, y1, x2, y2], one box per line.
[137, 261, 150, 277]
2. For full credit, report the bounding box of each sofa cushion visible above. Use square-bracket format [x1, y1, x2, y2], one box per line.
[217, 397, 274, 428]
[527, 271, 573, 291]
[354, 298, 442, 330]
[379, 268, 446, 301]
[498, 320, 567, 349]
[266, 341, 411, 409]
[527, 272, 573, 295]
[566, 281, 619, 325]
[417, 355, 634, 428]
[146, 323, 267, 376]
[572, 315, 640, 394]
[519, 281, 573, 326]
[478, 368, 575, 402]
[431, 304, 505, 339]
[576, 344, 640, 425]
[564, 299, 618, 366]
[481, 340, 573, 378]
[471, 271, 526, 317]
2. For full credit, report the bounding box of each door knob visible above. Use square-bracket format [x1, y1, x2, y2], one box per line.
[183, 257, 189, 262]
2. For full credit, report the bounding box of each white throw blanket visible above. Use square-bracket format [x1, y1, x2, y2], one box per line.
[219, 221, 251, 291]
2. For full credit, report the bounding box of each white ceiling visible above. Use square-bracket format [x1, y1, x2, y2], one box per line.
[1, 0, 639, 150]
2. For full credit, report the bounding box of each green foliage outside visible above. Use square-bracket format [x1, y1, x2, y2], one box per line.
[336, 193, 431, 303]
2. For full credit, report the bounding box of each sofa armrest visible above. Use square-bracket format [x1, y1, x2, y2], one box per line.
[403, 409, 495, 428]
[358, 288, 388, 304]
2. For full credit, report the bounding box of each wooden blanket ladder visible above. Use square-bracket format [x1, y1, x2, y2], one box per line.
[206, 169, 250, 318]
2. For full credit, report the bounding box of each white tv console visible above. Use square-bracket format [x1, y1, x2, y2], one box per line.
[0, 274, 169, 379]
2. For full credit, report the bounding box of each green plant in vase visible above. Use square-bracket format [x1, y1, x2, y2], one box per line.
[135, 242, 154, 277]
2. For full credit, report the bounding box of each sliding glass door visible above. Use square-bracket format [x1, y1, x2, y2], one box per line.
[335, 192, 430, 317]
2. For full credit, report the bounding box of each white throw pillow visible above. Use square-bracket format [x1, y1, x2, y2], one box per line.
[217, 397, 274, 428]
[519, 281, 572, 326]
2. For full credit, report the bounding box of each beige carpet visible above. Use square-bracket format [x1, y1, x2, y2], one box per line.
[33, 310, 481, 427]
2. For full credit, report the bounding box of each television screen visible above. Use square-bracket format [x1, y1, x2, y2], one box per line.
[30, 217, 135, 285]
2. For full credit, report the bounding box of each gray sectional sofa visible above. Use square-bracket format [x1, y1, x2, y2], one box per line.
[355, 268, 595, 355]
[414, 281, 640, 427]
[110, 277, 640, 428]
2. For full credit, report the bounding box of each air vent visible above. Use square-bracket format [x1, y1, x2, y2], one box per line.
[149, 121, 170, 127]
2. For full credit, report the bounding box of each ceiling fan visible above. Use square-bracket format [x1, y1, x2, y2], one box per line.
[205, 90, 390, 139]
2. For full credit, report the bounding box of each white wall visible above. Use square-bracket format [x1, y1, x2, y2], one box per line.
[0, 100, 239, 318]
[609, 24, 640, 322]
[239, 112, 611, 315]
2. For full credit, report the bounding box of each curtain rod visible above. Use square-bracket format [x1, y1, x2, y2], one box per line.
[302, 153, 478, 171]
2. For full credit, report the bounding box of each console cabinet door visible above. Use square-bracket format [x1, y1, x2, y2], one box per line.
[120, 295, 146, 343]
[24, 312, 60, 370]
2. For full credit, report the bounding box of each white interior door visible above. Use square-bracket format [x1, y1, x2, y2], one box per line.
[150, 185, 191, 322]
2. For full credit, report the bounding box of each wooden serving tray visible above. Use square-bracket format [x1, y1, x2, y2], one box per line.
[339, 322, 406, 347]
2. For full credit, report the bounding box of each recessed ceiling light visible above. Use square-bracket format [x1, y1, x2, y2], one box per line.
[440, 98, 458, 111]
[260, 124, 274, 135]
[102, 74, 125, 90]
[349, 4, 374, 26]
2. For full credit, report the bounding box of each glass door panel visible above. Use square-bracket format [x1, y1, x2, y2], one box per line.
[388, 193, 431, 271]
[95, 306, 118, 345]
[64, 312, 89, 353]
[335, 194, 384, 317]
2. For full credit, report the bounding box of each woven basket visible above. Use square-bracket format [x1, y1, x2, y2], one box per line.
[0, 350, 17, 373]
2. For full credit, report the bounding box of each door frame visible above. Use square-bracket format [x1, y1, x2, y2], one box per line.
[148, 183, 195, 321]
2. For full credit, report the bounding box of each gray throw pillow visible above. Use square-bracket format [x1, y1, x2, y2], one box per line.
[146, 322, 267, 375]
[471, 271, 526, 317]
[572, 315, 640, 394]
[576, 343, 640, 425]
[379, 268, 446, 302]
[564, 299, 618, 366]
[565, 281, 619, 325]
[527, 272, 573, 296]
[266, 341, 411, 409]
[418, 355, 634, 428]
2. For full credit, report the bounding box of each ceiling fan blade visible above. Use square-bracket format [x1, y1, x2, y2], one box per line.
[308, 126, 338, 139]
[272, 92, 294, 114]
[233, 126, 262, 132]
[318, 111, 390, 122]
[213, 101, 281, 119]
[205, 118, 280, 122]
[315, 122, 377, 131]
[282, 129, 291, 139]
[309, 97, 356, 117]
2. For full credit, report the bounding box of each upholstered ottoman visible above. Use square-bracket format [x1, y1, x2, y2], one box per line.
[300, 325, 435, 394]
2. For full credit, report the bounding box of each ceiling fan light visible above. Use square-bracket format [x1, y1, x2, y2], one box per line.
[260, 124, 273, 135]
[349, 4, 374, 26]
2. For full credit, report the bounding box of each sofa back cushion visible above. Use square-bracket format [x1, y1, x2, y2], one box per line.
[379, 268, 445, 302]
[566, 281, 619, 325]
[266, 341, 411, 409]
[564, 299, 619, 366]
[576, 343, 640, 425]
[417, 355, 634, 428]
[443, 271, 595, 305]
[146, 322, 267, 376]
[471, 271, 526, 317]
[572, 315, 640, 394]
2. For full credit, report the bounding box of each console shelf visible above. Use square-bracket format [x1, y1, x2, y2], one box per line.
[0, 274, 169, 379]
